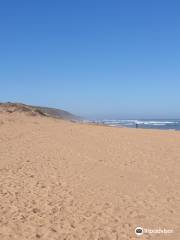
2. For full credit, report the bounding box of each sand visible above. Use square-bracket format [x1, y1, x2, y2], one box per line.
[0, 113, 180, 240]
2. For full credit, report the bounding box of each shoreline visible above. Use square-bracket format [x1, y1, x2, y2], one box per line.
[79, 119, 180, 131]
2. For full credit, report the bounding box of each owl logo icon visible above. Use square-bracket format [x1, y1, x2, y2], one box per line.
[135, 227, 143, 236]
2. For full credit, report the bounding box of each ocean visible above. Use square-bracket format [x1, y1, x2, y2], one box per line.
[89, 119, 180, 131]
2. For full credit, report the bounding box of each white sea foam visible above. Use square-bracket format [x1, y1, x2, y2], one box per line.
[101, 120, 179, 126]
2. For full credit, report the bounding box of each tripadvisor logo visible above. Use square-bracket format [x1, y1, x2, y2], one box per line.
[135, 227, 143, 236]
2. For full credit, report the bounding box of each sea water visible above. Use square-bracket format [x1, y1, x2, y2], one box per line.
[89, 119, 180, 130]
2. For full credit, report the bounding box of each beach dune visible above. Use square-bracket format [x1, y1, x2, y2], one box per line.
[0, 110, 180, 239]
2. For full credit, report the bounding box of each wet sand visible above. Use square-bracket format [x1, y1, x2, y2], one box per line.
[0, 113, 180, 239]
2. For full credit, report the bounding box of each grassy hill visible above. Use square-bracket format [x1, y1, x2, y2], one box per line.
[0, 102, 80, 120]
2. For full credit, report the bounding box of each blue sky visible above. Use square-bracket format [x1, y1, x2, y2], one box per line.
[0, 0, 179, 119]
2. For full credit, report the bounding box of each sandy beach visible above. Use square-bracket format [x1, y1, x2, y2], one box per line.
[0, 112, 180, 240]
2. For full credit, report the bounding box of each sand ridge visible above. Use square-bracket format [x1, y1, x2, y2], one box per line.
[0, 113, 180, 239]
